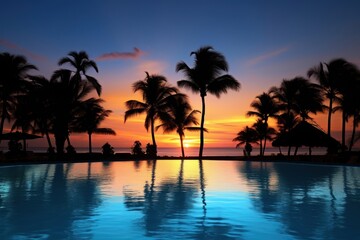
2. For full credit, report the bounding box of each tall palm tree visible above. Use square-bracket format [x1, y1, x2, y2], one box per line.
[156, 95, 202, 158]
[331, 61, 360, 151]
[50, 69, 95, 154]
[176, 46, 240, 157]
[307, 59, 347, 136]
[247, 92, 278, 155]
[0, 52, 37, 136]
[252, 119, 277, 155]
[58, 51, 101, 96]
[233, 126, 259, 156]
[72, 98, 116, 153]
[124, 72, 179, 154]
[28, 75, 55, 152]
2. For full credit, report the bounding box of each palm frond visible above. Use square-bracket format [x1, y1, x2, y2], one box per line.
[93, 128, 116, 135]
[124, 108, 147, 122]
[207, 74, 240, 98]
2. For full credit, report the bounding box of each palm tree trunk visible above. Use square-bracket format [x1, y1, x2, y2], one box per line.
[150, 118, 157, 151]
[263, 137, 267, 156]
[0, 102, 6, 138]
[294, 146, 299, 156]
[341, 111, 346, 151]
[179, 134, 185, 158]
[44, 129, 54, 153]
[288, 146, 291, 156]
[349, 116, 356, 152]
[199, 95, 206, 158]
[88, 132, 92, 153]
[259, 139, 263, 156]
[327, 97, 333, 136]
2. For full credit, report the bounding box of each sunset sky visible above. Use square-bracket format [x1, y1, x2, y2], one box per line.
[1, 0, 360, 150]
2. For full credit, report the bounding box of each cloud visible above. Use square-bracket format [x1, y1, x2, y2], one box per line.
[97, 47, 145, 61]
[246, 46, 290, 66]
[0, 38, 48, 62]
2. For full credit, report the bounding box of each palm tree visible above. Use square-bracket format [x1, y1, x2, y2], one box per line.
[252, 119, 277, 155]
[233, 126, 259, 156]
[50, 69, 95, 154]
[156, 95, 202, 158]
[124, 72, 179, 154]
[307, 59, 347, 136]
[58, 51, 101, 96]
[332, 61, 360, 151]
[176, 46, 240, 157]
[72, 98, 116, 153]
[247, 92, 279, 155]
[28, 75, 55, 152]
[0, 52, 37, 136]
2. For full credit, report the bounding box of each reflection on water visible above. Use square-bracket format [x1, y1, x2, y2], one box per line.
[0, 160, 359, 239]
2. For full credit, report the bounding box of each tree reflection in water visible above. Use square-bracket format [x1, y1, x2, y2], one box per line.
[0, 163, 102, 239]
[123, 160, 242, 239]
[238, 161, 360, 240]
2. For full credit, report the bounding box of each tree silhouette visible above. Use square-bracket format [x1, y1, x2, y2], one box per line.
[252, 119, 277, 155]
[124, 72, 179, 155]
[330, 60, 360, 151]
[50, 69, 95, 154]
[0, 52, 37, 136]
[156, 94, 202, 158]
[72, 98, 115, 153]
[233, 126, 259, 156]
[58, 51, 101, 96]
[176, 46, 240, 158]
[247, 92, 278, 155]
[307, 60, 344, 137]
[28, 76, 55, 152]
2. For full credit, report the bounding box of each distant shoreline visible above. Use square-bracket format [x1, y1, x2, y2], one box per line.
[0, 151, 359, 167]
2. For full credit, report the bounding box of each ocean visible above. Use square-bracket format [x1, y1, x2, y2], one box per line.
[21, 146, 331, 156]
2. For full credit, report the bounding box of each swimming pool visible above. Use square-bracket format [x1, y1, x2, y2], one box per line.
[0, 160, 359, 239]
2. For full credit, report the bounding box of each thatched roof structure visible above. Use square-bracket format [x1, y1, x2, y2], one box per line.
[272, 121, 340, 148]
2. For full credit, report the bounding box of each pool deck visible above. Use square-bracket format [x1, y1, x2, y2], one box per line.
[0, 151, 359, 166]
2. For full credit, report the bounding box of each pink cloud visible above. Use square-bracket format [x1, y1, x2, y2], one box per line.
[0, 38, 48, 62]
[246, 46, 290, 66]
[97, 47, 145, 61]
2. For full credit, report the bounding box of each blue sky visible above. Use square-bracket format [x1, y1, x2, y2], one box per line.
[1, 0, 360, 148]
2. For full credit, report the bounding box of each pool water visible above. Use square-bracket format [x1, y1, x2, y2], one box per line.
[0, 160, 359, 239]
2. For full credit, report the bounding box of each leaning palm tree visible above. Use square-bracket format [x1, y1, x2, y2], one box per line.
[247, 92, 279, 155]
[0, 52, 37, 136]
[72, 98, 116, 153]
[124, 72, 179, 154]
[156, 95, 202, 158]
[176, 46, 240, 157]
[58, 51, 101, 96]
[233, 126, 259, 156]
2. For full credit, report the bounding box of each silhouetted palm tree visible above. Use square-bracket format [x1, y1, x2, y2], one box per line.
[247, 92, 278, 155]
[176, 46, 240, 157]
[58, 51, 101, 96]
[331, 61, 360, 151]
[0, 52, 37, 136]
[270, 77, 323, 122]
[124, 72, 179, 154]
[28, 75, 55, 152]
[156, 95, 202, 158]
[252, 119, 277, 155]
[307, 59, 348, 136]
[50, 69, 95, 154]
[233, 126, 259, 156]
[72, 98, 115, 153]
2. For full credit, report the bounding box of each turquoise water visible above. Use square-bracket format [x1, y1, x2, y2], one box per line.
[0, 160, 359, 239]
